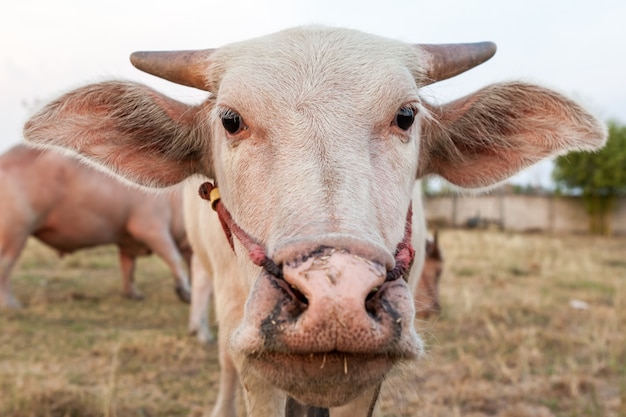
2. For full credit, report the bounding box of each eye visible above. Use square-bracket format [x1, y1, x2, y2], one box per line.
[394, 106, 415, 131]
[221, 110, 245, 135]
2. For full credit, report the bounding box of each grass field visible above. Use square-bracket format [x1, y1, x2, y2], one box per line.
[0, 230, 624, 417]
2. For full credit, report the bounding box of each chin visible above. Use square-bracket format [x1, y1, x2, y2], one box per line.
[246, 351, 395, 407]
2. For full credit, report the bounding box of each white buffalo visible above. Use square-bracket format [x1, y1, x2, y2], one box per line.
[23, 26, 606, 417]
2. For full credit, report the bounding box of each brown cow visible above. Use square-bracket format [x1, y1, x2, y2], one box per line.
[0, 145, 191, 308]
[23, 27, 606, 417]
[415, 231, 443, 319]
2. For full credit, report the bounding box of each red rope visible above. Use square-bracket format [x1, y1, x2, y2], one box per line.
[386, 205, 415, 282]
[198, 181, 414, 282]
[199, 182, 283, 278]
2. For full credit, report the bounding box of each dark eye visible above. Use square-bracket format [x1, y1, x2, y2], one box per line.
[394, 106, 415, 131]
[221, 111, 244, 134]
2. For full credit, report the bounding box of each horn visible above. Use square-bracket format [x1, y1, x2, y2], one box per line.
[130, 49, 215, 91]
[418, 42, 497, 84]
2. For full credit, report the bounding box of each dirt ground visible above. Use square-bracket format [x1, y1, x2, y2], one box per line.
[0, 230, 624, 416]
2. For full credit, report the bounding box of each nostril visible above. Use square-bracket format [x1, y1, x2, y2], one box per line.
[270, 275, 309, 316]
[365, 286, 380, 303]
[365, 285, 383, 320]
[289, 284, 309, 306]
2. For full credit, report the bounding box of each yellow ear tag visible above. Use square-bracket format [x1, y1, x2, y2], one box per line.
[209, 187, 221, 211]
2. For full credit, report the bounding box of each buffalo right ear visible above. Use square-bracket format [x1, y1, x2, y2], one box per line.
[23, 80, 211, 188]
[417, 82, 607, 188]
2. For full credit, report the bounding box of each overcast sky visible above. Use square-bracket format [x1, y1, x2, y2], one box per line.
[2, 0, 624, 186]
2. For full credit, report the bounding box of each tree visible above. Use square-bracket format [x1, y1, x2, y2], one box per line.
[553, 120, 626, 235]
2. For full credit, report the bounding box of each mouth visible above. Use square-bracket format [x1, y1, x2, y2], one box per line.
[246, 351, 397, 407]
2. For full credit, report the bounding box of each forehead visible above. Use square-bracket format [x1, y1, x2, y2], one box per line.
[210, 27, 425, 112]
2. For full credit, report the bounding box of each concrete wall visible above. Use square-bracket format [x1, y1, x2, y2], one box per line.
[424, 194, 626, 235]
[613, 198, 626, 233]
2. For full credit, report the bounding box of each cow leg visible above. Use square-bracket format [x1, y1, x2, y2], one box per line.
[133, 231, 191, 303]
[118, 251, 143, 300]
[241, 372, 286, 417]
[210, 343, 239, 417]
[0, 255, 22, 309]
[188, 253, 215, 344]
[0, 234, 28, 309]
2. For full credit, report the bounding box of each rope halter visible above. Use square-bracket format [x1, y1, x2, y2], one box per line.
[198, 181, 415, 282]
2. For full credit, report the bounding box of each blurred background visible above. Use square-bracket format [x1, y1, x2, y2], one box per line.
[1, 2, 625, 416]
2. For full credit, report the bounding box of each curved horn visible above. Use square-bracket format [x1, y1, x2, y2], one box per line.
[130, 49, 215, 91]
[418, 42, 497, 84]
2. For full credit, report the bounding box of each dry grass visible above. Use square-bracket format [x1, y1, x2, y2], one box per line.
[1, 231, 624, 417]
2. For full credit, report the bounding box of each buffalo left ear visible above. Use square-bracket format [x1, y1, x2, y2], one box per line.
[23, 80, 210, 188]
[417, 82, 607, 188]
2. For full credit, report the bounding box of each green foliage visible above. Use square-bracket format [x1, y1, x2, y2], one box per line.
[510, 183, 550, 195]
[554, 120, 626, 196]
[553, 120, 626, 234]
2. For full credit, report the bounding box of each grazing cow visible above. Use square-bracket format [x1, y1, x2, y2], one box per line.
[415, 231, 443, 319]
[0, 145, 191, 308]
[23, 26, 606, 417]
